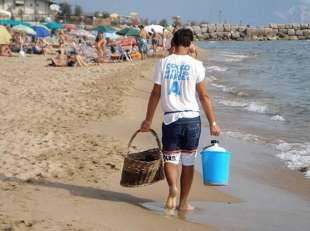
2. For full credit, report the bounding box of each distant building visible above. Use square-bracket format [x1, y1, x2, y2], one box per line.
[0, 0, 54, 20]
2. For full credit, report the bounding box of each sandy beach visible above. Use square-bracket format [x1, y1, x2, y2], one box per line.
[1, 47, 309, 231]
[0, 54, 238, 230]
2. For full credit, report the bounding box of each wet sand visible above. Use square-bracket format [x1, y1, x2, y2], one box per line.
[0, 54, 237, 230]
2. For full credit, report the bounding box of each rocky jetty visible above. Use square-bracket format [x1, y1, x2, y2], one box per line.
[187, 23, 310, 41]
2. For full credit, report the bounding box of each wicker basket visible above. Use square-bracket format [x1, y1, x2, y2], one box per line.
[120, 129, 165, 187]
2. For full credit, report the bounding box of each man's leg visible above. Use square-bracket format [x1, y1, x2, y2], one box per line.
[164, 159, 179, 210]
[178, 151, 196, 210]
[162, 121, 181, 209]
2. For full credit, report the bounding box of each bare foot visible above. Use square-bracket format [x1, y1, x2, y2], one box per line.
[165, 187, 178, 210]
[178, 203, 195, 211]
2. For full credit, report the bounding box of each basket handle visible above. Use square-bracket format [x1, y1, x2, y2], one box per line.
[127, 129, 162, 155]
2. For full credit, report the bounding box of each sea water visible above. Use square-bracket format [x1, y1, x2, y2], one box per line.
[198, 41, 310, 178]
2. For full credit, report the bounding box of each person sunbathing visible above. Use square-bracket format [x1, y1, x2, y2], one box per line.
[50, 50, 89, 67]
[0, 45, 15, 57]
[68, 54, 89, 67]
[50, 50, 68, 67]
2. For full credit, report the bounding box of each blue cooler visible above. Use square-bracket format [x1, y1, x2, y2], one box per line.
[200, 140, 231, 185]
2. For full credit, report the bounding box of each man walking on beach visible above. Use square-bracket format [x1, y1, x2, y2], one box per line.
[140, 29, 220, 211]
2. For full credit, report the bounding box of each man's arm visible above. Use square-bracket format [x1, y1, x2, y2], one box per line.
[140, 84, 161, 132]
[197, 81, 221, 136]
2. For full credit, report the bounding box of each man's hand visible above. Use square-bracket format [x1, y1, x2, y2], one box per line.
[210, 125, 221, 136]
[140, 120, 152, 132]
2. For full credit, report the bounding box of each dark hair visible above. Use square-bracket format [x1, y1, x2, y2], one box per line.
[172, 28, 193, 47]
[96, 32, 103, 42]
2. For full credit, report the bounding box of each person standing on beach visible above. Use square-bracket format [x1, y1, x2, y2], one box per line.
[140, 29, 220, 211]
[95, 32, 107, 62]
[138, 25, 148, 59]
[151, 28, 160, 57]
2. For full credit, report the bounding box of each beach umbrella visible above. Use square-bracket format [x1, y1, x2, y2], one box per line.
[64, 24, 76, 30]
[145, 25, 165, 34]
[104, 32, 121, 40]
[0, 10, 11, 19]
[30, 23, 50, 32]
[44, 21, 64, 30]
[70, 29, 95, 39]
[93, 25, 116, 33]
[12, 25, 36, 36]
[32, 25, 50, 38]
[0, 26, 12, 44]
[116, 27, 140, 37]
[0, 19, 31, 27]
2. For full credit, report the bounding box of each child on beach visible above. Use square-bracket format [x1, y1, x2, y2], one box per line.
[140, 29, 220, 211]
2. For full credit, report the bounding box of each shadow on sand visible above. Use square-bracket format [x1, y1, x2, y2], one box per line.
[0, 174, 153, 210]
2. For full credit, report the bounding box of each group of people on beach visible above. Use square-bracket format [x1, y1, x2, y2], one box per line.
[1, 24, 199, 68]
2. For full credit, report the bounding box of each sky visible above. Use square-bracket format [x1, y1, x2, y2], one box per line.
[57, 0, 310, 25]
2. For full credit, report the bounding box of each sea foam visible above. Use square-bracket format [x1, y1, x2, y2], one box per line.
[222, 54, 250, 62]
[217, 99, 271, 115]
[218, 99, 247, 107]
[271, 115, 286, 121]
[206, 66, 228, 72]
[211, 83, 235, 93]
[245, 102, 269, 114]
[205, 75, 217, 83]
[275, 141, 310, 178]
[223, 130, 267, 144]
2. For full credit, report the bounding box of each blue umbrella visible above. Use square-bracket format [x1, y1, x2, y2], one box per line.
[32, 25, 50, 38]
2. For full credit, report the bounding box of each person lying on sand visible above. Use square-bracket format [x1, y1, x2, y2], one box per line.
[140, 28, 220, 211]
[49, 49, 90, 67]
[50, 50, 68, 67]
[0, 45, 15, 57]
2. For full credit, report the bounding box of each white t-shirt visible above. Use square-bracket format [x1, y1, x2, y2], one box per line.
[154, 54, 206, 125]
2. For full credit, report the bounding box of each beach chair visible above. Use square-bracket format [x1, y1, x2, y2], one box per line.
[105, 46, 122, 62]
[117, 45, 133, 62]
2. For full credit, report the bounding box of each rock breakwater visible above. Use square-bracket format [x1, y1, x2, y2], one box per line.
[187, 23, 310, 41]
